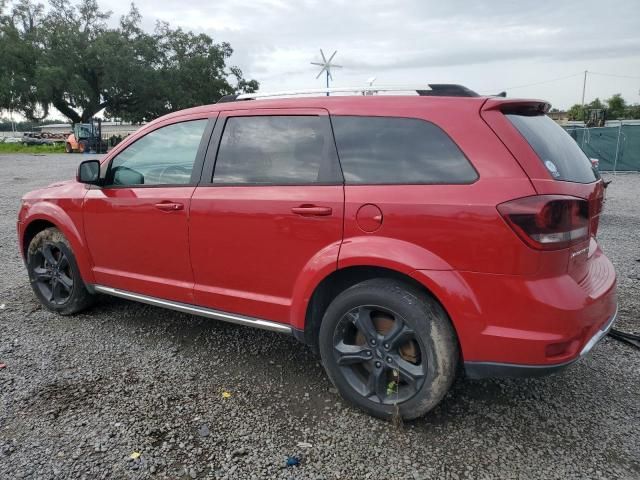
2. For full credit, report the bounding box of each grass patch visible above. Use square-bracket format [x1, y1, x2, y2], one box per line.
[0, 142, 66, 154]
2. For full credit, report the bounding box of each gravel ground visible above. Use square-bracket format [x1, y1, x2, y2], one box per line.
[1, 153, 639, 480]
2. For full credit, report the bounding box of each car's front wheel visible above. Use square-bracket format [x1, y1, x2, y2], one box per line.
[319, 279, 458, 420]
[27, 227, 94, 315]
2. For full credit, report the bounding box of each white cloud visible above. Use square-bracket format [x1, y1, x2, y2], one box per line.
[125, 0, 638, 109]
[23, 0, 640, 112]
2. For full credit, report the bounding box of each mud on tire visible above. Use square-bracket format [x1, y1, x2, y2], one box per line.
[27, 227, 94, 315]
[319, 278, 459, 420]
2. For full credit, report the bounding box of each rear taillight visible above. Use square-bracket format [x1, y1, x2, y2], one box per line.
[498, 195, 590, 250]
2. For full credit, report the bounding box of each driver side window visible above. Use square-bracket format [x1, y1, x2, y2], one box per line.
[107, 119, 208, 186]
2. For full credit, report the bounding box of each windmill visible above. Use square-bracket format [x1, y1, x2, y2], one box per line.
[311, 49, 342, 96]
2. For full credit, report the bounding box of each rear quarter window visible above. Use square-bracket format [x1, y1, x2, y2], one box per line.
[331, 116, 477, 185]
[506, 114, 597, 183]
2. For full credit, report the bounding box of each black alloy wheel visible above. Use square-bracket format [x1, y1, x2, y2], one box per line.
[26, 227, 94, 315]
[333, 305, 427, 404]
[319, 279, 459, 420]
[29, 242, 74, 305]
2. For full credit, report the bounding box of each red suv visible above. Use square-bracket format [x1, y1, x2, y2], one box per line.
[17, 85, 617, 419]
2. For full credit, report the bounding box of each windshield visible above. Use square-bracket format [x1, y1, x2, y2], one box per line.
[76, 125, 93, 138]
[506, 114, 598, 183]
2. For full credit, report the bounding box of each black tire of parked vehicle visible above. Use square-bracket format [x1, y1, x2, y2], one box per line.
[27, 227, 95, 315]
[65, 143, 72, 153]
[319, 279, 459, 420]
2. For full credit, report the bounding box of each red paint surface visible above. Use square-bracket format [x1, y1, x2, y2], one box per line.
[17, 94, 616, 368]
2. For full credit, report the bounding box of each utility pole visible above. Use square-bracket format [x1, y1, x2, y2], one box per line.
[581, 70, 588, 108]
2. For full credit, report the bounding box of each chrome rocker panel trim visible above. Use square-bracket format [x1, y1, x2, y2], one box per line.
[93, 285, 292, 334]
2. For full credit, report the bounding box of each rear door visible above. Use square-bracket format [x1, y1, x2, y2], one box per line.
[189, 109, 344, 323]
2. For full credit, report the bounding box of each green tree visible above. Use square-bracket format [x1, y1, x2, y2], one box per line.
[0, 0, 258, 123]
[566, 98, 606, 121]
[627, 104, 640, 120]
[605, 94, 626, 119]
[0, 0, 45, 118]
[567, 104, 584, 121]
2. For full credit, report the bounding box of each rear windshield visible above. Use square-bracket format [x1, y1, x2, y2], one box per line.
[506, 114, 597, 183]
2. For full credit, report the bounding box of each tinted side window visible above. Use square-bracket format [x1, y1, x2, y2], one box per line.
[213, 116, 341, 185]
[107, 120, 208, 186]
[332, 116, 477, 185]
[506, 113, 597, 183]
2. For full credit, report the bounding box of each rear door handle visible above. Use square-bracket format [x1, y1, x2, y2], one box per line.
[155, 202, 184, 211]
[291, 205, 333, 216]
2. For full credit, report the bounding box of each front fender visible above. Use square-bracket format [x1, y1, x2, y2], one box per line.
[20, 200, 95, 284]
[67, 134, 78, 149]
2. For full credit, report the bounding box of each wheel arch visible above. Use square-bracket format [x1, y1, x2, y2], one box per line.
[297, 265, 460, 353]
[21, 210, 95, 284]
[22, 219, 56, 258]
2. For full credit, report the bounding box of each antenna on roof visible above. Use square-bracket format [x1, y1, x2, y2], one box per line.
[363, 76, 377, 96]
[311, 49, 342, 96]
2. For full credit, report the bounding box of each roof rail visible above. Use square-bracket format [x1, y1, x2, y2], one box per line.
[218, 84, 478, 102]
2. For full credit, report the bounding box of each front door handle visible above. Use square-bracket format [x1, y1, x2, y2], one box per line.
[291, 205, 332, 216]
[155, 202, 184, 211]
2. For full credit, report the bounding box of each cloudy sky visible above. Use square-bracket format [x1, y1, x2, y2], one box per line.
[102, 0, 640, 110]
[6, 0, 629, 114]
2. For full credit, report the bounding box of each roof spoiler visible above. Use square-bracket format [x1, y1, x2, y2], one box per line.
[416, 84, 479, 97]
[482, 98, 551, 114]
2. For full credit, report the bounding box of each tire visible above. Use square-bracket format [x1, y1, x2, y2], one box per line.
[319, 279, 458, 420]
[26, 227, 94, 315]
[65, 143, 73, 153]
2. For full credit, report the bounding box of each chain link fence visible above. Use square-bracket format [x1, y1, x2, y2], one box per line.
[565, 123, 640, 172]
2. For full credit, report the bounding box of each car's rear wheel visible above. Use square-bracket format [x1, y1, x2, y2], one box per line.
[27, 227, 94, 315]
[65, 142, 72, 153]
[319, 279, 458, 420]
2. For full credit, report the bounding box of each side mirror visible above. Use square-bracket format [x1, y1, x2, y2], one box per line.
[77, 159, 101, 185]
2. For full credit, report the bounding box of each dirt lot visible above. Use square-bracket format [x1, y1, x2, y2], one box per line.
[1, 153, 639, 479]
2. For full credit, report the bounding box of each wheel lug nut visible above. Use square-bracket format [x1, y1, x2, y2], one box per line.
[370, 339, 377, 346]
[375, 361, 381, 368]
[383, 343, 389, 349]
[386, 357, 392, 363]
[366, 351, 372, 356]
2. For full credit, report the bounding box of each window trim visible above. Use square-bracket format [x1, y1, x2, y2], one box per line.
[330, 114, 479, 186]
[102, 116, 217, 189]
[202, 110, 344, 187]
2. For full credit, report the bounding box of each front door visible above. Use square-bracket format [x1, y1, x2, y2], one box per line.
[189, 109, 344, 323]
[83, 117, 214, 303]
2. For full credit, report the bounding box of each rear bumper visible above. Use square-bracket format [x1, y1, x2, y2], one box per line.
[411, 246, 617, 377]
[464, 305, 617, 378]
